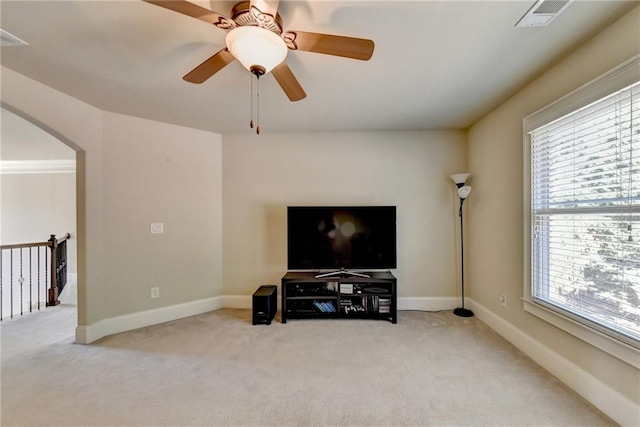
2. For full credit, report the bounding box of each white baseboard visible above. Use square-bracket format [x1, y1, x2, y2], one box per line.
[470, 299, 639, 427]
[221, 295, 251, 309]
[75, 295, 455, 344]
[75, 296, 224, 344]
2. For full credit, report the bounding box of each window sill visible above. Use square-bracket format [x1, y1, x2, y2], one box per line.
[523, 298, 640, 369]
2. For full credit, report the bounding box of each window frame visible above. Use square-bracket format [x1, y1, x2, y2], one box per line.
[523, 54, 640, 368]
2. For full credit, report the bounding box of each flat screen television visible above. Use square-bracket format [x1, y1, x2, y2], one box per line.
[287, 206, 396, 274]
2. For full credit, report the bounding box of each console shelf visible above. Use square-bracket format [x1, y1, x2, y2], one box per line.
[281, 271, 397, 323]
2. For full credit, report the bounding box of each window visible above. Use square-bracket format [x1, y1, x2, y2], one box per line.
[524, 56, 640, 361]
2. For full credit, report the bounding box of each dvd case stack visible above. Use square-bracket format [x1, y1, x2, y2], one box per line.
[313, 300, 336, 313]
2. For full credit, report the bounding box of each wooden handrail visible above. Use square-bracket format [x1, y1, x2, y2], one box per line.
[0, 241, 50, 250]
[1, 233, 70, 250]
[55, 233, 71, 244]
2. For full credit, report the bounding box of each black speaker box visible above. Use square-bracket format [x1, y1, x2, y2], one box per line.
[252, 285, 277, 325]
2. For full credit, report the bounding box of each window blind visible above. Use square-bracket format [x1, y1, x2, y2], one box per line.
[530, 80, 640, 346]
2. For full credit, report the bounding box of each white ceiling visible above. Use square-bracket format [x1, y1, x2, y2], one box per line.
[0, 0, 637, 135]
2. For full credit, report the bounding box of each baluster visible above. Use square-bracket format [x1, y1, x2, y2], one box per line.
[45, 248, 49, 308]
[37, 247, 41, 310]
[10, 250, 14, 318]
[0, 250, 3, 321]
[29, 247, 33, 313]
[19, 248, 24, 316]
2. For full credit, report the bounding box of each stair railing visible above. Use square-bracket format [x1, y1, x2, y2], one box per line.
[0, 233, 71, 320]
[47, 233, 70, 307]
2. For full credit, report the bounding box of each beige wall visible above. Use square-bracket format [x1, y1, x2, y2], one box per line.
[1, 69, 224, 327]
[222, 131, 467, 298]
[467, 6, 640, 405]
[101, 112, 223, 316]
[1, 172, 77, 271]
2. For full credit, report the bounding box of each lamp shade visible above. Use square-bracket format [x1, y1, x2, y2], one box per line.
[450, 173, 470, 185]
[458, 185, 471, 199]
[226, 26, 288, 74]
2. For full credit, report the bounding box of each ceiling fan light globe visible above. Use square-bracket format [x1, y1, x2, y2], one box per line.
[226, 26, 287, 74]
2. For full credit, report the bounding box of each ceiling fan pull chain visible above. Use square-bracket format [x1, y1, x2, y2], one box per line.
[249, 73, 254, 130]
[256, 74, 261, 135]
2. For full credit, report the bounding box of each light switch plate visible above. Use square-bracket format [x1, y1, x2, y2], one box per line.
[150, 223, 164, 234]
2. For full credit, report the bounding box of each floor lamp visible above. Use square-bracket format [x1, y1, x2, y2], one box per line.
[451, 173, 474, 317]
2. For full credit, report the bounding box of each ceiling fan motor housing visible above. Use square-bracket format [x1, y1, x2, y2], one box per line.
[231, 1, 283, 34]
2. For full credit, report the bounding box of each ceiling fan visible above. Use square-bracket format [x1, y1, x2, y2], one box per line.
[144, 0, 375, 102]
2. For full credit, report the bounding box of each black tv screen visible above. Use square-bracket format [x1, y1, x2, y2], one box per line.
[287, 206, 397, 270]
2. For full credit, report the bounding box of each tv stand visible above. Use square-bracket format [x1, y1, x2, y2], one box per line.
[315, 269, 370, 279]
[281, 271, 397, 324]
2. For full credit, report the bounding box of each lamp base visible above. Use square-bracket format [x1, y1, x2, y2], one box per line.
[453, 307, 474, 317]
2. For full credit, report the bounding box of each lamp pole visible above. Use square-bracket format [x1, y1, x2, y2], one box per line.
[451, 173, 474, 318]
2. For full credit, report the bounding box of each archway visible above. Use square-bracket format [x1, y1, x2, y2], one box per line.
[1, 105, 84, 333]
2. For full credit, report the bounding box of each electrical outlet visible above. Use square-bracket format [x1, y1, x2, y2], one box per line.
[499, 294, 507, 308]
[151, 287, 160, 299]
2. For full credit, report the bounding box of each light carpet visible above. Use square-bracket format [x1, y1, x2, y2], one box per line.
[1, 304, 615, 426]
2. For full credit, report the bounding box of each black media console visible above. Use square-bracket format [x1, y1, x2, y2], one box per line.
[281, 271, 397, 324]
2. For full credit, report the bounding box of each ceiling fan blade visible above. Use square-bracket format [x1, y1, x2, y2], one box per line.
[143, 0, 235, 29]
[283, 31, 374, 61]
[272, 62, 306, 102]
[183, 48, 235, 84]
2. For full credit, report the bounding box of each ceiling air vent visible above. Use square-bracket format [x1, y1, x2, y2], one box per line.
[515, 0, 575, 27]
[0, 29, 28, 47]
